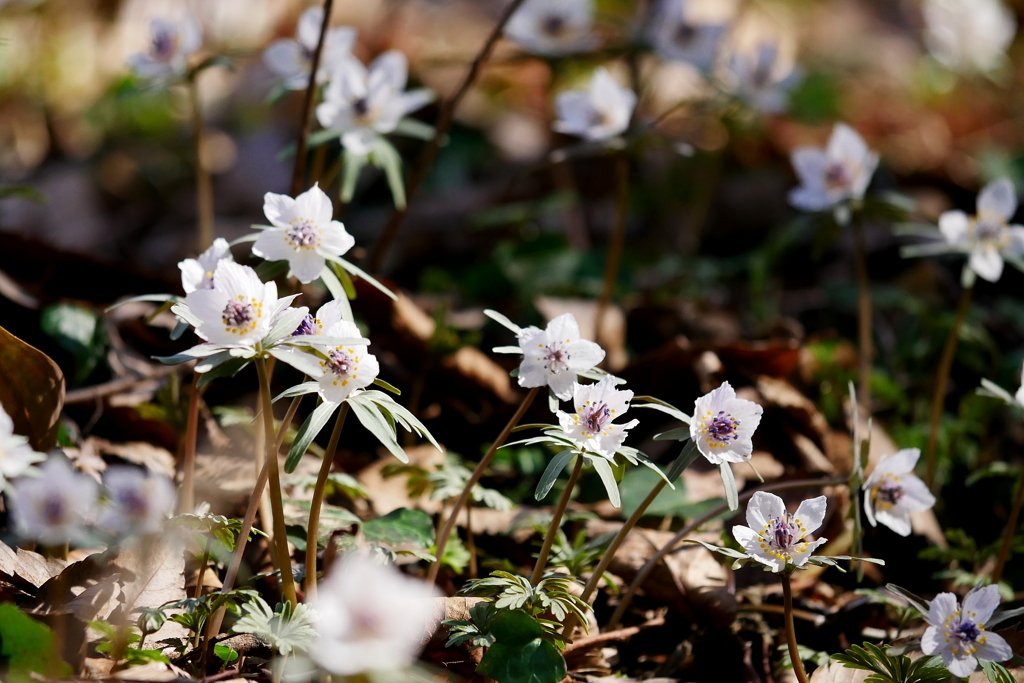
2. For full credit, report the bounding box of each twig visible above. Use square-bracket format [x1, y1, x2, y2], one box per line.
[364, 0, 528, 273]
[562, 616, 665, 656]
[291, 0, 334, 197]
[64, 364, 185, 404]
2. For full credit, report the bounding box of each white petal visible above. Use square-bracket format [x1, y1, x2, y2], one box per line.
[545, 313, 582, 343]
[319, 221, 356, 257]
[927, 592, 959, 626]
[295, 183, 334, 226]
[297, 6, 325, 49]
[790, 147, 829, 187]
[977, 177, 1017, 221]
[970, 244, 1005, 282]
[548, 370, 577, 401]
[826, 123, 871, 166]
[289, 249, 327, 284]
[874, 448, 920, 476]
[947, 652, 978, 678]
[264, 40, 306, 79]
[938, 210, 970, 245]
[788, 185, 832, 212]
[179, 258, 205, 294]
[553, 91, 595, 137]
[518, 357, 553, 390]
[264, 192, 298, 227]
[370, 50, 408, 92]
[1005, 225, 1024, 258]
[745, 491, 785, 531]
[863, 488, 877, 527]
[875, 509, 911, 536]
[252, 229, 294, 263]
[793, 495, 827, 534]
[788, 537, 827, 567]
[178, 13, 203, 54]
[921, 625, 943, 655]
[565, 339, 605, 372]
[897, 475, 936, 511]
[974, 631, 1012, 663]
[342, 128, 378, 155]
[962, 584, 1002, 624]
[732, 524, 759, 548]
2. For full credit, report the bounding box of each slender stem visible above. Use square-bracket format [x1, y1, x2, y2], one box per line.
[364, 0, 528, 274]
[193, 536, 214, 600]
[305, 403, 349, 601]
[851, 218, 873, 413]
[781, 573, 811, 683]
[290, 0, 334, 197]
[924, 284, 973, 488]
[992, 469, 1024, 585]
[255, 357, 297, 606]
[607, 477, 846, 630]
[530, 456, 584, 585]
[427, 386, 539, 583]
[188, 78, 214, 251]
[179, 373, 201, 514]
[594, 151, 629, 347]
[466, 503, 478, 579]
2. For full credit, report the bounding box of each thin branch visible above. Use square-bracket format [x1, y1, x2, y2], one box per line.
[291, 0, 334, 197]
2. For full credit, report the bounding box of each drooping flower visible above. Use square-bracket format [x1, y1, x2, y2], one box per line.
[732, 492, 828, 573]
[310, 553, 437, 675]
[862, 448, 936, 537]
[727, 42, 801, 115]
[553, 67, 637, 142]
[505, 0, 596, 56]
[178, 238, 234, 294]
[788, 123, 879, 212]
[11, 457, 98, 546]
[922, 585, 1012, 677]
[690, 382, 762, 464]
[0, 405, 45, 489]
[648, 0, 729, 71]
[184, 261, 285, 347]
[308, 320, 380, 403]
[263, 7, 357, 90]
[99, 467, 176, 538]
[923, 0, 1016, 75]
[126, 14, 203, 84]
[515, 313, 606, 401]
[252, 184, 355, 284]
[936, 177, 1024, 283]
[315, 51, 434, 155]
[557, 377, 638, 458]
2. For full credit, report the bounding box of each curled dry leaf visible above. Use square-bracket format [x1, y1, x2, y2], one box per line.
[0, 324, 64, 451]
[0, 539, 68, 590]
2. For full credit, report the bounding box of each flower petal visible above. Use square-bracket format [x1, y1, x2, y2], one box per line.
[264, 192, 298, 227]
[977, 177, 1017, 221]
[970, 244, 1005, 282]
[927, 592, 959, 627]
[745, 491, 785, 531]
[793, 495, 827, 534]
[938, 210, 970, 245]
[874, 509, 911, 536]
[974, 631, 1012, 664]
[963, 584, 1002, 624]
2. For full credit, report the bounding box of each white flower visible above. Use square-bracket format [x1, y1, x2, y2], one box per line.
[732, 492, 828, 573]
[184, 261, 285, 347]
[516, 313, 605, 400]
[126, 14, 202, 83]
[178, 238, 233, 294]
[788, 123, 879, 211]
[690, 381, 763, 464]
[648, 0, 729, 71]
[291, 299, 347, 338]
[315, 51, 433, 155]
[556, 377, 638, 458]
[1015, 360, 1024, 406]
[99, 467, 176, 537]
[310, 553, 437, 675]
[727, 42, 800, 115]
[12, 458, 98, 546]
[0, 405, 45, 488]
[862, 448, 936, 537]
[923, 0, 1016, 74]
[937, 177, 1024, 283]
[505, 0, 596, 56]
[553, 68, 637, 142]
[264, 7, 357, 90]
[252, 184, 355, 284]
[308, 320, 380, 403]
[922, 585, 1013, 677]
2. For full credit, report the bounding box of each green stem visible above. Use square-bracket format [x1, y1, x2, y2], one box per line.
[193, 536, 214, 600]
[782, 573, 810, 683]
[992, 469, 1024, 585]
[530, 455, 584, 585]
[593, 152, 629, 348]
[427, 386, 539, 583]
[924, 284, 973, 488]
[180, 372, 201, 514]
[305, 403, 349, 601]
[851, 218, 872, 413]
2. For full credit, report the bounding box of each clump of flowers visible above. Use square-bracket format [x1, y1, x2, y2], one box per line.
[936, 177, 1024, 283]
[557, 376, 638, 459]
[788, 123, 879, 213]
[553, 68, 637, 143]
[178, 238, 233, 294]
[923, 0, 1016, 75]
[126, 14, 203, 84]
[263, 7, 357, 90]
[648, 0, 729, 71]
[862, 448, 936, 537]
[921, 584, 1012, 677]
[727, 42, 801, 115]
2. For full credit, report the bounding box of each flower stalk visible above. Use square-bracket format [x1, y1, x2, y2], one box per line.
[992, 468, 1024, 584]
[852, 217, 872, 412]
[781, 572, 811, 683]
[179, 372, 201, 514]
[427, 386, 540, 583]
[530, 455, 584, 585]
[925, 283, 973, 488]
[594, 152, 629, 348]
[305, 402, 349, 602]
[291, 0, 334, 197]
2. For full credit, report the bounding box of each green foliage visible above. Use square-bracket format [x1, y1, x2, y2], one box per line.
[231, 598, 318, 656]
[363, 507, 434, 547]
[0, 604, 72, 682]
[776, 643, 830, 675]
[90, 621, 169, 668]
[40, 302, 106, 384]
[548, 529, 615, 586]
[832, 643, 947, 683]
[157, 587, 260, 646]
[980, 660, 1017, 683]
[214, 643, 239, 663]
[477, 610, 567, 683]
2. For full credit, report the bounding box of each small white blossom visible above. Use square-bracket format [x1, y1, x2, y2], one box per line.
[12, 458, 98, 546]
[126, 14, 202, 84]
[300, 320, 380, 403]
[178, 238, 233, 294]
[316, 51, 433, 155]
[937, 177, 1024, 283]
[0, 405, 45, 488]
[648, 0, 729, 71]
[727, 42, 800, 115]
[516, 313, 605, 400]
[788, 123, 878, 212]
[184, 261, 289, 347]
[690, 381, 762, 464]
[253, 184, 355, 284]
[99, 467, 176, 537]
[732, 492, 828, 573]
[553, 68, 637, 142]
[264, 7, 357, 90]
[862, 448, 936, 537]
[922, 585, 1012, 677]
[923, 0, 1016, 74]
[505, 0, 596, 56]
[557, 377, 638, 458]
[290, 299, 347, 338]
[310, 553, 437, 675]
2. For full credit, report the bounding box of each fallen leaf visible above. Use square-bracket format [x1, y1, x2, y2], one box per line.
[111, 537, 189, 649]
[0, 324, 65, 451]
[0, 540, 67, 590]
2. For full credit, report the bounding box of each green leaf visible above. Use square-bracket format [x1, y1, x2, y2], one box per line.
[255, 259, 290, 282]
[0, 324, 65, 451]
[341, 150, 369, 203]
[535, 450, 575, 501]
[590, 456, 621, 508]
[286, 401, 339, 473]
[324, 254, 398, 301]
[0, 604, 71, 682]
[371, 137, 406, 209]
[40, 302, 105, 383]
[327, 260, 358, 300]
[372, 378, 402, 395]
[363, 507, 433, 547]
[214, 643, 239, 662]
[719, 461, 738, 511]
[0, 185, 45, 202]
[478, 610, 567, 683]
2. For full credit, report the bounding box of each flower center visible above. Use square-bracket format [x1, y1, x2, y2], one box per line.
[323, 347, 360, 388]
[293, 313, 317, 337]
[825, 162, 853, 189]
[698, 410, 740, 449]
[287, 219, 320, 250]
[956, 620, 981, 643]
[542, 14, 567, 37]
[352, 97, 371, 120]
[874, 478, 904, 509]
[542, 341, 571, 375]
[221, 297, 261, 335]
[575, 400, 613, 438]
[973, 217, 1008, 246]
[42, 495, 68, 526]
[152, 30, 178, 61]
[757, 512, 810, 562]
[674, 22, 697, 46]
[117, 489, 151, 517]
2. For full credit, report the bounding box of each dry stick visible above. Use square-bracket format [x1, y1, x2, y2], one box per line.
[593, 153, 629, 347]
[179, 373, 201, 514]
[992, 468, 1024, 585]
[924, 284, 973, 489]
[364, 0, 528, 274]
[255, 356, 298, 607]
[851, 219, 873, 413]
[427, 386, 540, 583]
[305, 403, 349, 602]
[606, 476, 847, 630]
[188, 78, 214, 252]
[530, 456, 585, 585]
[290, 0, 334, 197]
[781, 573, 811, 683]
